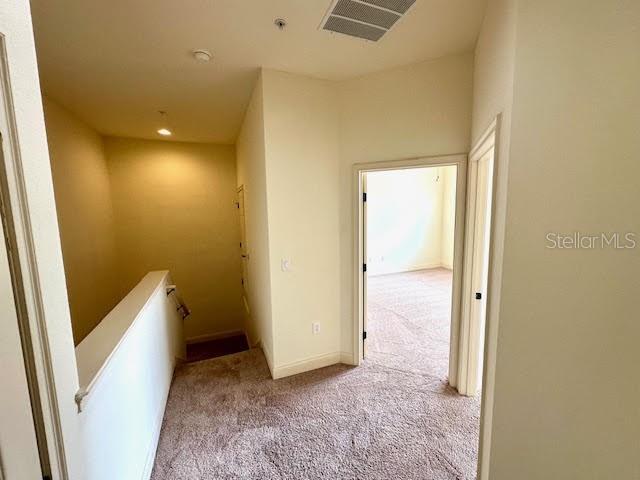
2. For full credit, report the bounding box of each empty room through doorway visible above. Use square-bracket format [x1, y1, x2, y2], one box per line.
[364, 165, 457, 379]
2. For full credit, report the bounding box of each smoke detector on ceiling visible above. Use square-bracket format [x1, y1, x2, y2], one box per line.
[320, 0, 417, 42]
[192, 49, 212, 63]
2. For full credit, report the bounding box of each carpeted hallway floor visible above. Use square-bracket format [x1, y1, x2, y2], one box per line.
[151, 269, 480, 480]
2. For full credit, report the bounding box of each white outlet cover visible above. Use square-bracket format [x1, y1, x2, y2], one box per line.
[312, 322, 321, 334]
[281, 259, 291, 272]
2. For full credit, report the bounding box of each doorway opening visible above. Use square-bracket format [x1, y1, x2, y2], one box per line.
[353, 155, 467, 383]
[363, 165, 457, 380]
[353, 143, 497, 477]
[353, 147, 496, 396]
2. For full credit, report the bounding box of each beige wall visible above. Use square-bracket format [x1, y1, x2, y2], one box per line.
[339, 53, 474, 354]
[486, 1, 640, 478]
[237, 57, 472, 375]
[236, 73, 275, 368]
[44, 50, 473, 376]
[262, 70, 342, 372]
[339, 53, 473, 164]
[44, 98, 244, 343]
[471, 0, 516, 144]
[469, 0, 518, 476]
[104, 137, 244, 341]
[43, 97, 120, 344]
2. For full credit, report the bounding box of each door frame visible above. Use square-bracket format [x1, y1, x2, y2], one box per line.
[0, 154, 43, 480]
[236, 185, 248, 292]
[351, 124, 505, 480]
[0, 34, 68, 479]
[457, 125, 496, 396]
[351, 153, 468, 388]
[471, 116, 504, 480]
[361, 173, 368, 358]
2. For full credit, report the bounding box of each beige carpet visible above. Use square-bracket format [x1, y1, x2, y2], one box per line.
[367, 268, 454, 380]
[151, 269, 480, 479]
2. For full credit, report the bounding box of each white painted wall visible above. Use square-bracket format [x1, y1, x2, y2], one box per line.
[0, 1, 85, 477]
[76, 271, 184, 480]
[236, 73, 275, 370]
[261, 70, 342, 376]
[366, 166, 456, 276]
[237, 58, 472, 377]
[485, 1, 640, 478]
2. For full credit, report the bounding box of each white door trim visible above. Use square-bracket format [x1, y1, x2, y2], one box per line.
[361, 173, 368, 358]
[458, 124, 496, 396]
[0, 36, 68, 479]
[351, 153, 468, 388]
[0, 171, 42, 480]
[470, 115, 504, 480]
[351, 128, 505, 480]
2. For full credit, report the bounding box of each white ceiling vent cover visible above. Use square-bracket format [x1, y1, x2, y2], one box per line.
[320, 0, 417, 42]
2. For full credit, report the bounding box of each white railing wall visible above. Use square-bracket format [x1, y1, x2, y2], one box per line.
[74, 271, 185, 480]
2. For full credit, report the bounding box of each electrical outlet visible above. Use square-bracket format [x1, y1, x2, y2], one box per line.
[281, 258, 291, 272]
[312, 322, 321, 335]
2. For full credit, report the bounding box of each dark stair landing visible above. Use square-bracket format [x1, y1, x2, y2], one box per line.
[186, 334, 249, 363]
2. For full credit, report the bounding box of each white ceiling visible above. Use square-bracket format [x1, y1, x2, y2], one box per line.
[31, 0, 486, 144]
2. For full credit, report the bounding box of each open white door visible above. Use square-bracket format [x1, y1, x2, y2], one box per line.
[458, 129, 495, 396]
[0, 179, 44, 479]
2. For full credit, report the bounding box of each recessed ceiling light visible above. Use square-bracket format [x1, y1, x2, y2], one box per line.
[192, 49, 212, 63]
[274, 18, 287, 30]
[157, 111, 172, 136]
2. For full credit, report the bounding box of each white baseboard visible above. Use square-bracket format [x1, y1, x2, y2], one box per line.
[368, 262, 448, 277]
[340, 351, 357, 365]
[272, 351, 341, 379]
[257, 340, 275, 378]
[412, 262, 445, 271]
[186, 329, 245, 344]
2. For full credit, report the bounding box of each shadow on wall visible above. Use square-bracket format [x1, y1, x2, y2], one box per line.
[366, 166, 457, 276]
[44, 98, 244, 344]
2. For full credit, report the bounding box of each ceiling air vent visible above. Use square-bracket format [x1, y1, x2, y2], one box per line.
[320, 0, 417, 42]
